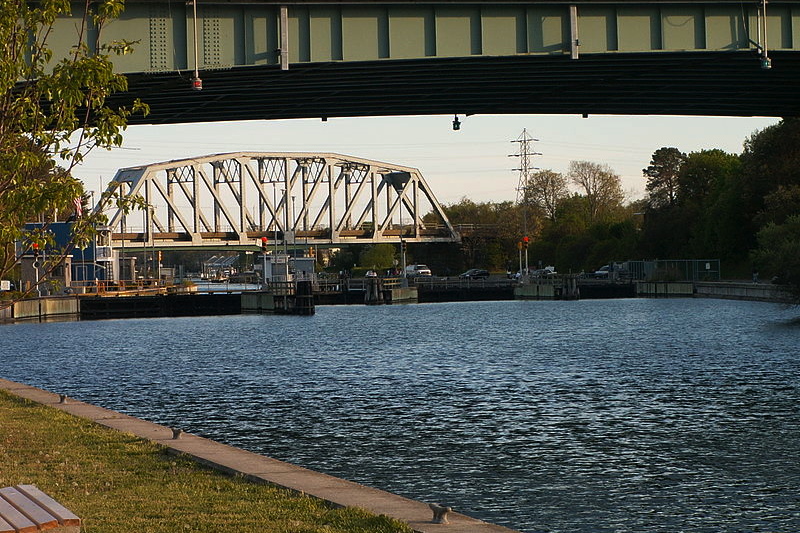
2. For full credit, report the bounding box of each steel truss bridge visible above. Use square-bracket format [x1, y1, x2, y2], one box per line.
[100, 152, 459, 250]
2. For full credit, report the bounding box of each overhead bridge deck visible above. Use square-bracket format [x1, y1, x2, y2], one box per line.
[46, 1, 800, 121]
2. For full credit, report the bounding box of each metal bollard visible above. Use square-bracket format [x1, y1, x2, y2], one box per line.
[171, 428, 183, 439]
[429, 503, 452, 524]
[58, 394, 67, 404]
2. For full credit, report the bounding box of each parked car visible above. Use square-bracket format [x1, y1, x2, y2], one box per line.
[594, 265, 611, 278]
[405, 264, 432, 277]
[532, 266, 557, 278]
[459, 268, 490, 279]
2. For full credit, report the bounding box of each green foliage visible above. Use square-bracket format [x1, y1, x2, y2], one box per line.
[644, 147, 686, 209]
[328, 246, 361, 273]
[641, 148, 743, 262]
[0, 0, 148, 298]
[554, 233, 595, 272]
[740, 118, 800, 213]
[677, 149, 740, 206]
[442, 198, 523, 270]
[524, 169, 568, 222]
[751, 215, 800, 301]
[550, 194, 591, 236]
[680, 150, 743, 260]
[568, 160, 625, 224]
[358, 243, 396, 270]
[757, 184, 800, 227]
[414, 241, 463, 275]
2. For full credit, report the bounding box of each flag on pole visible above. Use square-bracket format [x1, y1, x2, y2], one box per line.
[73, 197, 83, 217]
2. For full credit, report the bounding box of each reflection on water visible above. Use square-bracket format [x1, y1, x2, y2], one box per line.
[2, 299, 799, 532]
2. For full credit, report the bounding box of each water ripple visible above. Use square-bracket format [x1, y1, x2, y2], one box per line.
[2, 299, 799, 532]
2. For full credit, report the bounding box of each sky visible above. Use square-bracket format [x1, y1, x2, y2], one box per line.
[75, 113, 780, 207]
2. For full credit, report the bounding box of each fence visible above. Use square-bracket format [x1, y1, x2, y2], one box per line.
[625, 259, 721, 282]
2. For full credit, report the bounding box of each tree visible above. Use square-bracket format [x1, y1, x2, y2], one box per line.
[524, 169, 569, 222]
[756, 184, 800, 227]
[677, 150, 743, 261]
[751, 215, 800, 302]
[1, 0, 147, 300]
[327, 246, 362, 275]
[568, 161, 625, 223]
[740, 118, 800, 210]
[359, 243, 396, 270]
[677, 149, 739, 207]
[643, 147, 686, 209]
[441, 198, 522, 270]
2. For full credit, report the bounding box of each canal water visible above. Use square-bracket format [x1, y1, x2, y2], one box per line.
[2, 298, 799, 533]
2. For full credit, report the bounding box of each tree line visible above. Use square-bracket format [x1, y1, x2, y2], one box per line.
[404, 119, 799, 296]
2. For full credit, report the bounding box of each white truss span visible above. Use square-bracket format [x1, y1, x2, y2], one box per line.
[101, 152, 459, 249]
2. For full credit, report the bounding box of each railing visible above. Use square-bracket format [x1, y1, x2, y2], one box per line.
[412, 276, 521, 290]
[70, 279, 170, 296]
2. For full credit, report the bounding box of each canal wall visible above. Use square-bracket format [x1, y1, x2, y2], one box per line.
[1, 296, 79, 322]
[514, 283, 555, 300]
[694, 281, 795, 303]
[635, 281, 695, 297]
[80, 293, 242, 320]
[419, 285, 515, 303]
[634, 280, 795, 303]
[578, 281, 636, 299]
[389, 287, 418, 303]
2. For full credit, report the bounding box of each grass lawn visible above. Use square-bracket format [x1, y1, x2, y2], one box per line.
[0, 390, 412, 533]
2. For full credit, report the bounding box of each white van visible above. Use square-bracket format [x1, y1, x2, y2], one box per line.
[404, 264, 432, 277]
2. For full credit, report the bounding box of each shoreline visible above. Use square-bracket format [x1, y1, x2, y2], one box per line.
[0, 377, 518, 533]
[1, 280, 794, 324]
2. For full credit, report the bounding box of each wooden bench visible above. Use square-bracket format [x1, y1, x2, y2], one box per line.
[0, 485, 80, 533]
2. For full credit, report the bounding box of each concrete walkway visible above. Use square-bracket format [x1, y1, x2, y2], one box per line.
[0, 378, 519, 533]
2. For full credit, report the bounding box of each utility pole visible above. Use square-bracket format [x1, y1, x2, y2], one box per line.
[510, 129, 541, 281]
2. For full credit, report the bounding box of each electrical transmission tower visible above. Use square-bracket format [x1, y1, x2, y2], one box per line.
[511, 129, 541, 204]
[510, 128, 541, 225]
[510, 129, 541, 279]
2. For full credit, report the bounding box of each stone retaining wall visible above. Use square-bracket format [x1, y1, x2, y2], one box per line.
[694, 281, 794, 303]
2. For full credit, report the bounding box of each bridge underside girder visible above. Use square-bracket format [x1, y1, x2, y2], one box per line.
[114, 50, 800, 125]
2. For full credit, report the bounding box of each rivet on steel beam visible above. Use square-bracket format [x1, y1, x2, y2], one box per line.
[429, 503, 452, 524]
[171, 428, 183, 439]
